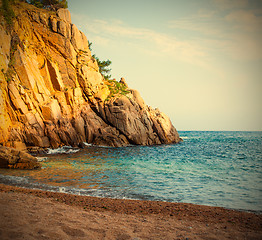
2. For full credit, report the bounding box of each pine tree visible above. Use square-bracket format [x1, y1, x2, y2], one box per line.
[93, 55, 112, 80]
[88, 41, 112, 80]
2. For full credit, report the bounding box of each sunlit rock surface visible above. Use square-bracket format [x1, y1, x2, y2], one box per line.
[0, 2, 181, 149]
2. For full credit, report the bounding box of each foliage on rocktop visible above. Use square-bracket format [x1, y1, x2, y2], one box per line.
[105, 79, 130, 100]
[27, 0, 68, 10]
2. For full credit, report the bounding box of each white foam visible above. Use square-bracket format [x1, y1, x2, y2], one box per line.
[36, 157, 48, 162]
[46, 146, 80, 155]
[84, 142, 111, 148]
[181, 136, 189, 139]
[83, 142, 93, 146]
[66, 149, 80, 154]
[59, 187, 66, 193]
[83, 142, 134, 148]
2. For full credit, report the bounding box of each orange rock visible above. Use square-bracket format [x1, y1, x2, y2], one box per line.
[0, 146, 40, 170]
[57, 8, 72, 23]
[41, 99, 62, 122]
[0, 2, 181, 149]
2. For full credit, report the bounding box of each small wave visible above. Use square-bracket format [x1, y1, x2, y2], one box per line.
[36, 157, 48, 162]
[83, 142, 93, 147]
[92, 144, 113, 148]
[82, 142, 112, 148]
[46, 146, 80, 155]
[83, 142, 134, 148]
[180, 136, 189, 139]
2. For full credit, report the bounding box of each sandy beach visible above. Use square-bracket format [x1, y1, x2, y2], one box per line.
[0, 184, 261, 239]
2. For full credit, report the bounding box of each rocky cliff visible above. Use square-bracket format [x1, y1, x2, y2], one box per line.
[0, 2, 181, 150]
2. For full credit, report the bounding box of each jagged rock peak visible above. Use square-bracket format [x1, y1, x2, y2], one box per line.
[57, 8, 72, 23]
[0, 1, 181, 150]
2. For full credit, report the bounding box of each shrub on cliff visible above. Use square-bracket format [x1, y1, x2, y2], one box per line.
[94, 57, 112, 80]
[88, 41, 112, 81]
[27, 0, 68, 10]
[106, 80, 130, 99]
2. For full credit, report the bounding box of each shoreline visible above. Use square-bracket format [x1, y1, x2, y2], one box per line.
[0, 181, 261, 215]
[0, 183, 262, 239]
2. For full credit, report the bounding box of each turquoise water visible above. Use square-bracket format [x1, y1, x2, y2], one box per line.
[0, 131, 261, 212]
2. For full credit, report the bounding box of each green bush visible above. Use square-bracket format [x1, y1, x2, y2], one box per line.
[88, 41, 112, 81]
[93, 54, 112, 80]
[106, 79, 130, 100]
[28, 0, 68, 10]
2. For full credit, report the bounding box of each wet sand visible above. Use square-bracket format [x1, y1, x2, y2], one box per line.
[0, 184, 261, 239]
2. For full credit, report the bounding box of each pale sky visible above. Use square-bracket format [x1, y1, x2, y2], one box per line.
[68, 0, 262, 131]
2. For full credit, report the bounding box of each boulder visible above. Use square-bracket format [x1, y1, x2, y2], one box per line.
[39, 12, 48, 26]
[13, 141, 27, 151]
[80, 103, 129, 146]
[120, 77, 128, 88]
[46, 59, 64, 91]
[104, 95, 158, 145]
[26, 134, 50, 148]
[44, 121, 62, 149]
[148, 107, 181, 144]
[92, 127, 129, 147]
[57, 20, 71, 39]
[71, 24, 90, 52]
[8, 81, 29, 114]
[49, 16, 58, 32]
[41, 99, 62, 122]
[57, 118, 81, 146]
[130, 89, 146, 109]
[72, 116, 86, 141]
[77, 67, 110, 101]
[0, 146, 41, 169]
[57, 8, 72, 23]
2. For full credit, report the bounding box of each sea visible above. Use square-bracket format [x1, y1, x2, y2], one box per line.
[0, 131, 261, 213]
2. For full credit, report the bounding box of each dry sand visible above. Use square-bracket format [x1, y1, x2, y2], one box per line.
[0, 184, 261, 240]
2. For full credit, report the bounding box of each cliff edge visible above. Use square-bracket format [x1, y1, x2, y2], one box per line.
[0, 2, 181, 150]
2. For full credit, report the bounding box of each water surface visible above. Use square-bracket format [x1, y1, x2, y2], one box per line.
[0, 131, 261, 212]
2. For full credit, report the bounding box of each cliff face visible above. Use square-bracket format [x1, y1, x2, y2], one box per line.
[0, 2, 181, 150]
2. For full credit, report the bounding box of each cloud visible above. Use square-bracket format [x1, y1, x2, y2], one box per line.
[225, 9, 262, 32]
[73, 3, 262, 65]
[168, 18, 222, 37]
[168, 7, 262, 62]
[197, 9, 216, 18]
[212, 0, 248, 10]
[90, 36, 109, 47]
[224, 33, 262, 61]
[84, 19, 208, 67]
[224, 9, 262, 60]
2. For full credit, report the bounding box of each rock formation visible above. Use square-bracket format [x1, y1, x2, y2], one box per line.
[0, 145, 40, 169]
[0, 2, 181, 150]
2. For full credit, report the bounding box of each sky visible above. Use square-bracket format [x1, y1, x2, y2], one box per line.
[68, 0, 262, 131]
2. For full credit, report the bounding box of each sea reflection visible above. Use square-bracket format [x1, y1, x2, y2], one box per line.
[23, 145, 141, 189]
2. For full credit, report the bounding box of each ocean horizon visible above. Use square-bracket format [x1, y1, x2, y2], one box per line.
[0, 131, 261, 213]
